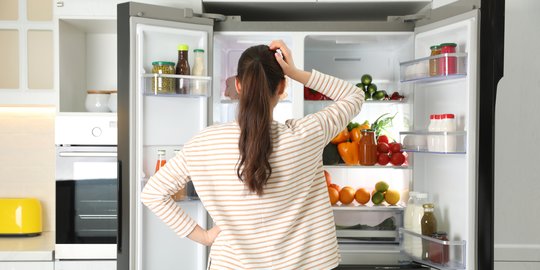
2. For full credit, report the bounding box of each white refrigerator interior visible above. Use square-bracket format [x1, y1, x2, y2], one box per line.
[134, 18, 211, 270]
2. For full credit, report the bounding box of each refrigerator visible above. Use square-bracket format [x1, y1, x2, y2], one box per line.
[117, 2, 495, 270]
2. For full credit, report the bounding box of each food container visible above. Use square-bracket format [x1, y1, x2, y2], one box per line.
[439, 43, 457, 75]
[108, 91, 117, 112]
[85, 90, 111, 112]
[0, 198, 42, 236]
[151, 61, 175, 94]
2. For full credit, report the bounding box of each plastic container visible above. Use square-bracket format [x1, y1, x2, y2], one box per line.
[441, 114, 457, 152]
[429, 231, 450, 264]
[439, 43, 457, 75]
[151, 61, 176, 94]
[427, 114, 439, 152]
[85, 90, 111, 112]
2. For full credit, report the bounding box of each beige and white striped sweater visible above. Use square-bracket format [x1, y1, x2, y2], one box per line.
[141, 70, 364, 270]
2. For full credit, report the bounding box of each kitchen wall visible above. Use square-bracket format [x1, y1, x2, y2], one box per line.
[0, 107, 55, 232]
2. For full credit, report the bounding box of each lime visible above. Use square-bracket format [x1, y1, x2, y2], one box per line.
[356, 82, 364, 90]
[367, 83, 377, 94]
[372, 191, 385, 205]
[375, 181, 389, 192]
[361, 74, 372, 85]
[373, 90, 387, 100]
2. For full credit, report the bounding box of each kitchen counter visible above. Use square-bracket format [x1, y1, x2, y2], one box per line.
[0, 232, 54, 261]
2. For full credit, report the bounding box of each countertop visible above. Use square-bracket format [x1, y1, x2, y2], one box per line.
[0, 231, 54, 261]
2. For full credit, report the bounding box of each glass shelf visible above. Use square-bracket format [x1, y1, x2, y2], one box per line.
[400, 53, 468, 83]
[324, 164, 409, 169]
[400, 130, 467, 154]
[332, 203, 405, 211]
[304, 99, 406, 105]
[400, 228, 466, 270]
[141, 73, 212, 97]
[220, 99, 292, 104]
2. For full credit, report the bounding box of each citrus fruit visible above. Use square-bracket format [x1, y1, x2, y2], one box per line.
[361, 74, 372, 85]
[328, 187, 340, 205]
[355, 188, 371, 205]
[324, 170, 332, 186]
[367, 84, 377, 96]
[372, 191, 385, 205]
[329, 183, 341, 192]
[384, 189, 401, 205]
[375, 181, 389, 192]
[373, 90, 387, 100]
[339, 186, 356, 205]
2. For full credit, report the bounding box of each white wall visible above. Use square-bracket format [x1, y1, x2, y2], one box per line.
[494, 0, 540, 267]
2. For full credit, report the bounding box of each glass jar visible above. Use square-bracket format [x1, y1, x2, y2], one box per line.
[439, 43, 457, 75]
[429, 45, 441, 76]
[191, 49, 206, 95]
[421, 203, 438, 260]
[429, 231, 450, 264]
[151, 61, 175, 94]
[358, 129, 377, 166]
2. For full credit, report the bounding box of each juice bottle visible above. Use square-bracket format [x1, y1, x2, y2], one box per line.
[358, 129, 377, 166]
[175, 44, 190, 94]
[421, 203, 438, 260]
[155, 149, 166, 173]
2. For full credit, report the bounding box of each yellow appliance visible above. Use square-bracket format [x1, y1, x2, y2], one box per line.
[0, 198, 42, 236]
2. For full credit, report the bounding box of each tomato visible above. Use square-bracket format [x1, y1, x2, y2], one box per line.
[377, 135, 389, 144]
[377, 142, 390, 153]
[389, 142, 402, 153]
[390, 152, 406, 166]
[377, 153, 390, 165]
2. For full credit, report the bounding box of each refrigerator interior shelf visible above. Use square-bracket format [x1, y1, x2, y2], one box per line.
[400, 130, 467, 154]
[332, 203, 405, 211]
[336, 229, 397, 239]
[220, 99, 292, 104]
[324, 164, 409, 169]
[304, 99, 407, 105]
[399, 228, 466, 270]
[142, 73, 212, 97]
[400, 53, 468, 83]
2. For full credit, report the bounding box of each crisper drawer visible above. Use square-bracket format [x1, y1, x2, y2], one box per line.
[333, 205, 404, 243]
[338, 243, 403, 266]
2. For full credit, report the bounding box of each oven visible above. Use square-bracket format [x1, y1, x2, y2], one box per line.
[55, 115, 118, 260]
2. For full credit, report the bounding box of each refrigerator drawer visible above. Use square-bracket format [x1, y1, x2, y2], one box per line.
[334, 206, 403, 243]
[338, 243, 403, 265]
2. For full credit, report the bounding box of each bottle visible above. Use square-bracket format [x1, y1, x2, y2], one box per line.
[429, 45, 442, 76]
[191, 49, 206, 95]
[155, 149, 166, 173]
[441, 113, 457, 152]
[411, 192, 428, 258]
[429, 231, 450, 264]
[358, 129, 377, 166]
[433, 114, 443, 152]
[439, 43, 457, 75]
[175, 44, 190, 94]
[403, 191, 418, 256]
[421, 203, 438, 260]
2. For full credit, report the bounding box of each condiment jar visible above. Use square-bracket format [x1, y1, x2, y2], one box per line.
[429, 45, 441, 76]
[151, 61, 176, 94]
[358, 129, 377, 166]
[191, 49, 206, 95]
[439, 43, 457, 75]
[429, 231, 450, 264]
[85, 90, 111, 112]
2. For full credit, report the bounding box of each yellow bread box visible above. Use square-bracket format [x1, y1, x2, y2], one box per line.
[0, 198, 42, 236]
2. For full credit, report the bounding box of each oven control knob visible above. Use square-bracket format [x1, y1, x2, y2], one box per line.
[92, 127, 102, 137]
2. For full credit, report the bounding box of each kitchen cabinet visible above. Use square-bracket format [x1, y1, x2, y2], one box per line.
[0, 262, 53, 270]
[55, 0, 202, 18]
[54, 260, 116, 270]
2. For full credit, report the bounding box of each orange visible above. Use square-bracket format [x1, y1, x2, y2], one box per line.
[328, 187, 339, 205]
[330, 183, 341, 192]
[384, 189, 401, 205]
[355, 188, 371, 205]
[324, 170, 332, 186]
[339, 186, 356, 205]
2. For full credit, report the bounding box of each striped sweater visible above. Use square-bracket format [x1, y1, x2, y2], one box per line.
[141, 70, 365, 269]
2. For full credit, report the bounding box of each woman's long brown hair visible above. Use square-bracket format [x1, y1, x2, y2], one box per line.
[236, 45, 285, 196]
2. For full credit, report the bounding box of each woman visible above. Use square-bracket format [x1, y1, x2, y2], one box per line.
[141, 40, 364, 269]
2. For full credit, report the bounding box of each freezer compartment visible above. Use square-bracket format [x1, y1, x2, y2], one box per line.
[400, 131, 467, 154]
[400, 228, 466, 270]
[142, 73, 212, 96]
[400, 53, 468, 83]
[333, 207, 403, 243]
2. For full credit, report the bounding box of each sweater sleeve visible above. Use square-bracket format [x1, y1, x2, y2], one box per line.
[303, 70, 365, 145]
[140, 150, 197, 238]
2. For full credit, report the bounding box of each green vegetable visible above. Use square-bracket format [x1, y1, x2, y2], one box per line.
[347, 122, 360, 132]
[371, 112, 398, 138]
[323, 143, 342, 165]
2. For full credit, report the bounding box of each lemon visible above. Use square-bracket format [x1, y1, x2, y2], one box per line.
[384, 189, 401, 205]
[375, 181, 389, 192]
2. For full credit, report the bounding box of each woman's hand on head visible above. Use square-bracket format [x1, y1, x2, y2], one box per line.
[269, 40, 311, 85]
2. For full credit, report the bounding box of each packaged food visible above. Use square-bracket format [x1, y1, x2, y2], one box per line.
[191, 49, 206, 95]
[429, 231, 450, 264]
[151, 61, 175, 94]
[439, 43, 457, 75]
[421, 203, 438, 260]
[358, 129, 377, 166]
[429, 45, 441, 76]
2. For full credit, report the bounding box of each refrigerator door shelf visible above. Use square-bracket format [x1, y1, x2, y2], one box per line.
[324, 164, 409, 169]
[399, 228, 466, 270]
[400, 131, 467, 154]
[142, 73, 212, 97]
[400, 53, 468, 83]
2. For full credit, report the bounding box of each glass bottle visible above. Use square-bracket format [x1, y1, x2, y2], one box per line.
[439, 43, 457, 75]
[421, 203, 438, 260]
[175, 44, 190, 94]
[429, 45, 441, 76]
[411, 192, 428, 258]
[403, 191, 418, 256]
[155, 149, 166, 173]
[191, 49, 206, 95]
[429, 231, 450, 264]
[358, 129, 377, 166]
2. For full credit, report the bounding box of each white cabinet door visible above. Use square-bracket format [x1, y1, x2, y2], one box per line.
[54, 261, 116, 270]
[0, 262, 53, 270]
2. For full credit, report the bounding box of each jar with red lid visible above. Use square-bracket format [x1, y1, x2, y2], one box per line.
[439, 43, 457, 75]
[429, 231, 450, 264]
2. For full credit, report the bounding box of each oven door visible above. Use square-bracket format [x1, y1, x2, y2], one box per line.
[55, 146, 118, 259]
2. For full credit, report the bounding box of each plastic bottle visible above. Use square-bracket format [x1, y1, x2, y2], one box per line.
[403, 191, 418, 256]
[441, 113, 457, 152]
[411, 192, 428, 258]
[427, 115, 438, 152]
[155, 149, 166, 173]
[175, 44, 190, 94]
[191, 49, 206, 95]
